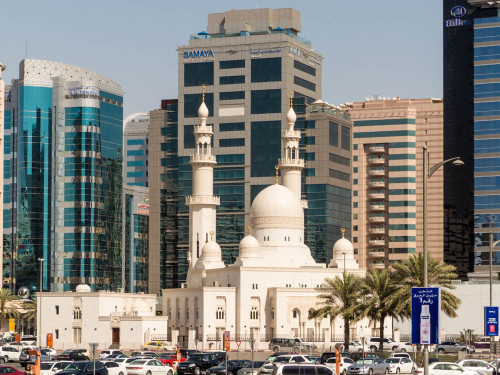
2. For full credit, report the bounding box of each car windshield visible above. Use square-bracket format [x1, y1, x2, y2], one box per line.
[41, 363, 54, 370]
[160, 353, 176, 358]
[251, 362, 266, 368]
[188, 354, 207, 361]
[273, 357, 291, 363]
[115, 359, 125, 363]
[219, 361, 239, 367]
[385, 359, 401, 364]
[267, 355, 278, 362]
[356, 360, 374, 365]
[65, 363, 87, 371]
[60, 350, 72, 355]
[130, 360, 146, 365]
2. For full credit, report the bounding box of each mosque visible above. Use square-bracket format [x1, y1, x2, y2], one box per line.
[162, 93, 384, 349]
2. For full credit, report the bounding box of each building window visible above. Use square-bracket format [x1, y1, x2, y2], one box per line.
[251, 121, 281, 177]
[220, 75, 245, 85]
[305, 168, 315, 177]
[250, 307, 259, 320]
[219, 122, 245, 132]
[184, 125, 195, 149]
[304, 137, 315, 145]
[294, 60, 316, 76]
[341, 126, 351, 151]
[55, 330, 59, 339]
[292, 310, 298, 318]
[294, 76, 316, 92]
[220, 60, 245, 69]
[329, 153, 350, 166]
[251, 57, 281, 82]
[251, 89, 281, 114]
[184, 93, 214, 118]
[305, 152, 315, 161]
[271, 308, 275, 320]
[329, 122, 339, 146]
[73, 307, 81, 320]
[220, 91, 245, 100]
[184, 62, 214, 87]
[219, 138, 245, 147]
[55, 306, 59, 315]
[329, 169, 350, 182]
[252, 283, 258, 289]
[216, 307, 225, 320]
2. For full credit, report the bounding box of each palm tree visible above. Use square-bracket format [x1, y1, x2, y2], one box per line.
[360, 269, 403, 352]
[21, 298, 37, 334]
[0, 289, 18, 336]
[309, 272, 364, 350]
[392, 253, 461, 318]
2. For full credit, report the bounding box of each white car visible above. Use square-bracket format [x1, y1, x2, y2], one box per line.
[105, 361, 127, 375]
[126, 359, 173, 375]
[0, 346, 20, 362]
[41, 348, 57, 356]
[325, 357, 355, 375]
[366, 337, 402, 352]
[398, 342, 435, 353]
[272, 355, 311, 364]
[100, 350, 125, 359]
[457, 360, 496, 375]
[415, 362, 478, 375]
[384, 357, 415, 374]
[115, 358, 145, 372]
[40, 361, 72, 375]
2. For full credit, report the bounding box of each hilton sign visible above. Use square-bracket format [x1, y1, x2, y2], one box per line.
[445, 5, 471, 28]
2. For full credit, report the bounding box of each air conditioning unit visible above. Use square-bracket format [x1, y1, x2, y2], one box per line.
[181, 283, 188, 288]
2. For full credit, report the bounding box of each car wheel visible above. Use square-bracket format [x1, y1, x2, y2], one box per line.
[168, 371, 173, 375]
[438, 349, 445, 354]
[392, 346, 398, 352]
[147, 371, 152, 375]
[370, 346, 377, 353]
[229, 372, 234, 375]
[119, 372, 124, 375]
[400, 348, 407, 353]
[0, 358, 4, 364]
[195, 367, 201, 375]
[343, 370, 347, 375]
[273, 346, 280, 351]
[369, 369, 373, 375]
[396, 368, 400, 374]
[384, 369, 389, 375]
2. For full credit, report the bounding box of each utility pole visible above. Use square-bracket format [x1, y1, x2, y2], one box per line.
[38, 258, 44, 347]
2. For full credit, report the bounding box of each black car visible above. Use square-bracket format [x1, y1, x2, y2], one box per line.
[206, 360, 253, 375]
[179, 350, 200, 359]
[58, 361, 108, 375]
[206, 352, 226, 365]
[177, 353, 220, 375]
[56, 351, 90, 361]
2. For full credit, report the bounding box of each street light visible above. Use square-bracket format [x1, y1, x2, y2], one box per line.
[38, 258, 44, 348]
[422, 145, 463, 375]
[342, 252, 346, 270]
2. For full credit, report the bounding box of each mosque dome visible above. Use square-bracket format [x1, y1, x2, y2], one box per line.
[250, 184, 303, 229]
[333, 237, 354, 254]
[75, 284, 91, 293]
[200, 240, 221, 259]
[198, 102, 209, 119]
[286, 106, 297, 124]
[239, 235, 260, 256]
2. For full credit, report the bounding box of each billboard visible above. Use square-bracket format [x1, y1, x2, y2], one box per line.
[411, 287, 441, 345]
[485, 306, 499, 336]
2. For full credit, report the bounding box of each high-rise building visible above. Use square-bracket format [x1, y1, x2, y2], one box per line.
[124, 113, 149, 187]
[444, 0, 500, 278]
[147, 8, 352, 292]
[0, 62, 5, 287]
[346, 98, 444, 269]
[4, 59, 124, 292]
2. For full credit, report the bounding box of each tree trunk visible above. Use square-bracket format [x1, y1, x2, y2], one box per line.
[379, 314, 386, 353]
[344, 318, 350, 351]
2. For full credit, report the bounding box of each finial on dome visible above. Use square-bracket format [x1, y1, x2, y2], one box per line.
[275, 165, 279, 184]
[210, 230, 214, 241]
[341, 228, 345, 238]
[248, 225, 252, 235]
[290, 90, 294, 108]
[202, 84, 206, 103]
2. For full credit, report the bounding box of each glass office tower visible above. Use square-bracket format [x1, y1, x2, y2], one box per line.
[4, 59, 124, 292]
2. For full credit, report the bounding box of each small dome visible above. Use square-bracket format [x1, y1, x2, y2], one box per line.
[286, 107, 297, 124]
[239, 235, 260, 251]
[333, 238, 354, 254]
[201, 240, 221, 258]
[198, 102, 209, 119]
[76, 284, 91, 293]
[250, 184, 303, 229]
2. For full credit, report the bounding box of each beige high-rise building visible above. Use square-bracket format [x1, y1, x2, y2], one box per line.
[0, 62, 4, 286]
[344, 98, 443, 269]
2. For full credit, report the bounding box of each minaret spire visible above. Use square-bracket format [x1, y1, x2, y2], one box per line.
[186, 86, 220, 268]
[278, 91, 307, 208]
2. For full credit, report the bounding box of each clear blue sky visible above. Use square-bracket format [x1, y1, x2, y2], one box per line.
[1, 0, 442, 117]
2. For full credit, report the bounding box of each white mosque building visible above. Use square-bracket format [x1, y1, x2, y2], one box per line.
[162, 93, 384, 350]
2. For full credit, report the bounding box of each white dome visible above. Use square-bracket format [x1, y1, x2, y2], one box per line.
[333, 237, 354, 254]
[286, 107, 297, 124]
[240, 235, 259, 249]
[75, 284, 91, 293]
[250, 184, 303, 229]
[200, 240, 221, 258]
[198, 102, 209, 119]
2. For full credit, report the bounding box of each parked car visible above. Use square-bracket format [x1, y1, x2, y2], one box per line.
[237, 362, 266, 375]
[126, 359, 173, 375]
[456, 360, 496, 375]
[434, 341, 475, 354]
[325, 357, 355, 375]
[40, 362, 72, 375]
[272, 364, 334, 375]
[365, 338, 401, 352]
[272, 355, 311, 364]
[269, 338, 315, 351]
[58, 361, 108, 375]
[205, 352, 227, 365]
[141, 342, 172, 352]
[390, 354, 410, 359]
[103, 354, 128, 362]
[207, 360, 252, 375]
[131, 352, 158, 358]
[320, 353, 351, 364]
[414, 362, 478, 375]
[177, 353, 220, 375]
[266, 353, 288, 362]
[0, 347, 20, 363]
[350, 354, 381, 363]
[57, 351, 90, 362]
[114, 358, 146, 372]
[0, 365, 24, 375]
[256, 363, 274, 375]
[20, 348, 55, 367]
[473, 338, 492, 350]
[104, 361, 126, 375]
[347, 358, 390, 375]
[101, 351, 125, 359]
[179, 350, 200, 360]
[158, 353, 186, 366]
[384, 357, 415, 374]
[308, 357, 322, 364]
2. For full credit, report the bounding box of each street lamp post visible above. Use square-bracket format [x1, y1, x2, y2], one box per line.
[422, 146, 463, 375]
[38, 258, 44, 348]
[342, 252, 346, 270]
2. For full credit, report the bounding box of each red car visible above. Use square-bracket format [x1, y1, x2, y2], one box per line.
[0, 366, 24, 375]
[158, 353, 186, 366]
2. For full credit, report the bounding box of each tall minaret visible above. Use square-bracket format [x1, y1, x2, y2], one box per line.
[185, 86, 220, 267]
[279, 91, 307, 208]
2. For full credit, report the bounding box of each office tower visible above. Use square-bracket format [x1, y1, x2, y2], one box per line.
[4, 59, 124, 292]
[347, 98, 444, 269]
[0, 62, 5, 287]
[124, 113, 149, 187]
[123, 185, 149, 293]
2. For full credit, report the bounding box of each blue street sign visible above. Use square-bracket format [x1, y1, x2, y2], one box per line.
[411, 287, 441, 345]
[485, 306, 499, 336]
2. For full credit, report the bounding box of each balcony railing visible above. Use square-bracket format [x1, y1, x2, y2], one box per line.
[369, 158, 385, 165]
[369, 146, 385, 153]
[369, 169, 385, 176]
[369, 216, 385, 223]
[370, 204, 385, 211]
[369, 239, 385, 246]
[369, 181, 385, 188]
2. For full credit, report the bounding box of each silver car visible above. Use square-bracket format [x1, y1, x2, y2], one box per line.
[434, 341, 475, 354]
[348, 359, 390, 375]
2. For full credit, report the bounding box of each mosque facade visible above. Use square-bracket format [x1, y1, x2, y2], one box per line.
[162, 94, 384, 349]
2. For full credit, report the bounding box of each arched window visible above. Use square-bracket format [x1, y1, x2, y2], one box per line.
[292, 310, 298, 319]
[250, 307, 259, 320]
[186, 308, 190, 320]
[271, 308, 275, 320]
[216, 306, 225, 320]
[73, 307, 82, 320]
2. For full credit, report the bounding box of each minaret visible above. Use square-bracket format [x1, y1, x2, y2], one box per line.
[185, 85, 220, 267]
[278, 91, 307, 208]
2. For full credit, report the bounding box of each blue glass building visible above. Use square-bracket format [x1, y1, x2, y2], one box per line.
[4, 59, 124, 292]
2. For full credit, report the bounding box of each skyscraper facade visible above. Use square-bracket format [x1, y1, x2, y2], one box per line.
[347, 98, 444, 269]
[0, 62, 5, 287]
[124, 113, 149, 187]
[4, 59, 124, 292]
